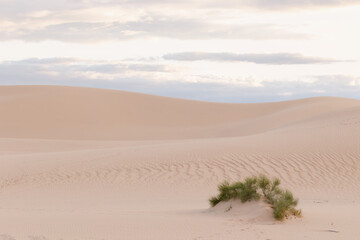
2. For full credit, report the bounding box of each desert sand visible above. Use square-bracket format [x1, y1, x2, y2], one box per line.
[0, 85, 359, 240]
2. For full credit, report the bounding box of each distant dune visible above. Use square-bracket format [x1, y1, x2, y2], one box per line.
[1, 85, 359, 140]
[0, 86, 359, 240]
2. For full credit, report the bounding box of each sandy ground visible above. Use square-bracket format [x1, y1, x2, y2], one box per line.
[0, 85, 359, 240]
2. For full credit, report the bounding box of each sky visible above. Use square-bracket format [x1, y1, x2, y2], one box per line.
[0, 0, 359, 102]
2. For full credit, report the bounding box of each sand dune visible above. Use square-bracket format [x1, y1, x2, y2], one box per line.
[1, 85, 359, 140]
[0, 86, 359, 239]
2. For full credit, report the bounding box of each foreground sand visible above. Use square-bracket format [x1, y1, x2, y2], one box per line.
[0, 86, 359, 239]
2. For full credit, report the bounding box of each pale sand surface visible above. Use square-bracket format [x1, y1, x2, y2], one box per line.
[0, 86, 359, 239]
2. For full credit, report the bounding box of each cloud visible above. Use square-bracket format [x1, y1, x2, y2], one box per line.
[13, 58, 77, 64]
[0, 58, 171, 84]
[0, 18, 306, 42]
[9, 0, 354, 44]
[163, 52, 345, 65]
[0, 58, 359, 103]
[4, 0, 358, 11]
[238, 0, 360, 10]
[130, 0, 360, 9]
[1, 0, 358, 19]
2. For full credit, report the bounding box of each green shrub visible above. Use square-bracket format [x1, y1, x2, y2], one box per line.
[218, 181, 236, 200]
[257, 175, 282, 204]
[209, 175, 302, 221]
[273, 190, 300, 220]
[238, 177, 260, 203]
[209, 177, 260, 206]
[209, 196, 221, 207]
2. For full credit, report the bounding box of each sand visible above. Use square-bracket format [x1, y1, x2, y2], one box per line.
[0, 85, 359, 239]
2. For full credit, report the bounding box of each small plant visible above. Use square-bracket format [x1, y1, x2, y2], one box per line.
[273, 190, 301, 220]
[238, 177, 260, 203]
[257, 175, 282, 204]
[209, 181, 235, 207]
[209, 177, 260, 207]
[209, 175, 302, 221]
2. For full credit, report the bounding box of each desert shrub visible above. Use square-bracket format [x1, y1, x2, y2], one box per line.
[289, 207, 302, 217]
[209, 177, 260, 206]
[209, 175, 302, 220]
[273, 190, 300, 220]
[209, 196, 222, 207]
[257, 175, 282, 204]
[209, 181, 236, 207]
[257, 175, 301, 220]
[238, 177, 260, 202]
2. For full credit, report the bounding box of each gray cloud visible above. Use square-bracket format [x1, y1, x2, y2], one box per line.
[0, 19, 306, 42]
[163, 52, 344, 65]
[81, 63, 170, 73]
[0, 58, 170, 83]
[0, 58, 359, 103]
[13, 58, 77, 64]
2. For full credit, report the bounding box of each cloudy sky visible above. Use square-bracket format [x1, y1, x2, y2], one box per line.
[1, 0, 359, 102]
